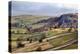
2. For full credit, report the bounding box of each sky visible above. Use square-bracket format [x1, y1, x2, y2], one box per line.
[11, 1, 78, 16]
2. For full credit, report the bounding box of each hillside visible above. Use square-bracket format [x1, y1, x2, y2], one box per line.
[10, 13, 78, 52]
[33, 13, 78, 28]
[10, 13, 78, 33]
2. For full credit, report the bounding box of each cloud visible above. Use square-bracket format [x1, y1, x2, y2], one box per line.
[11, 1, 78, 16]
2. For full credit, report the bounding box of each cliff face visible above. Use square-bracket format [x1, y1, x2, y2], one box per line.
[34, 13, 78, 28]
[57, 13, 78, 28]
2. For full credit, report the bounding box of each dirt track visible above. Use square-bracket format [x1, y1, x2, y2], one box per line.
[48, 39, 77, 50]
[12, 32, 75, 53]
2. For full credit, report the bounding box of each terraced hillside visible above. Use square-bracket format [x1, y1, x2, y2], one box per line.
[11, 32, 78, 53]
[9, 13, 78, 53]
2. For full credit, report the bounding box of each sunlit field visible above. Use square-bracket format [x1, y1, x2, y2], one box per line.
[9, 14, 78, 52]
[9, 1, 78, 53]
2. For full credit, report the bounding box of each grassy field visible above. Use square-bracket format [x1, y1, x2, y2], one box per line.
[11, 31, 78, 52]
[60, 43, 78, 50]
[48, 32, 78, 50]
[11, 15, 50, 25]
[10, 15, 78, 52]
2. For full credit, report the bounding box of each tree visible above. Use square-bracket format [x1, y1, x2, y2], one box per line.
[27, 38, 29, 41]
[39, 39, 42, 43]
[29, 39, 32, 43]
[16, 38, 24, 48]
[46, 40, 49, 42]
[68, 28, 72, 32]
[17, 42, 24, 48]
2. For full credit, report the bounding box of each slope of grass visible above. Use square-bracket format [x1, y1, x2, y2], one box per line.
[61, 43, 78, 50]
[48, 32, 77, 47]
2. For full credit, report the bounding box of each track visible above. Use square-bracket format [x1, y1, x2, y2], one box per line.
[48, 39, 77, 50]
[12, 32, 75, 52]
[43, 33, 72, 41]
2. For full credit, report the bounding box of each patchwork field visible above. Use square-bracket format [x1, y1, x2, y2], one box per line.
[10, 28, 78, 52]
[9, 14, 78, 52]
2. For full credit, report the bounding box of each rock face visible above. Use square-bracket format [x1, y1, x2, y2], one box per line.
[34, 13, 78, 28]
[57, 13, 78, 28]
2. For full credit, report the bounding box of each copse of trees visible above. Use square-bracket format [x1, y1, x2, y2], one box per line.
[16, 38, 24, 48]
[17, 41, 24, 48]
[25, 32, 46, 43]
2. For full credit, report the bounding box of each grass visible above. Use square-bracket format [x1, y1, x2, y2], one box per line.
[10, 15, 78, 52]
[10, 28, 78, 51]
[46, 30, 65, 37]
[11, 41, 17, 51]
[11, 15, 50, 25]
[11, 28, 28, 33]
[61, 43, 78, 50]
[11, 32, 78, 51]
[48, 32, 78, 47]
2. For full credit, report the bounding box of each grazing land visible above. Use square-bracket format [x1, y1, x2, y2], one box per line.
[9, 13, 78, 52]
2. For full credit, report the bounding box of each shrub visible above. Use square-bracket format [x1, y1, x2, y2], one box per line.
[68, 28, 72, 32]
[17, 42, 24, 48]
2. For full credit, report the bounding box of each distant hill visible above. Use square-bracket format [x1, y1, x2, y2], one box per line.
[57, 13, 78, 28]
[33, 13, 78, 28]
[11, 13, 78, 32]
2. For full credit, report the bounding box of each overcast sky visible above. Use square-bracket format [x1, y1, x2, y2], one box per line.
[11, 1, 78, 16]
